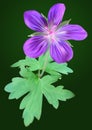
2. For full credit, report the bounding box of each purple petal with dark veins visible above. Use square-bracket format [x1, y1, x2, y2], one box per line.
[48, 3, 65, 26]
[50, 40, 73, 63]
[23, 36, 48, 58]
[57, 24, 88, 41]
[24, 10, 47, 32]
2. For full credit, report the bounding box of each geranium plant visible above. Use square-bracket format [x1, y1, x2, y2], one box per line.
[4, 3, 87, 127]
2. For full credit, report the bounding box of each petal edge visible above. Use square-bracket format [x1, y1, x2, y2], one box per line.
[48, 3, 66, 26]
[57, 24, 88, 41]
[50, 41, 73, 63]
[23, 36, 48, 58]
[24, 10, 47, 32]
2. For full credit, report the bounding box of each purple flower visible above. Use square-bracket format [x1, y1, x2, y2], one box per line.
[23, 3, 87, 63]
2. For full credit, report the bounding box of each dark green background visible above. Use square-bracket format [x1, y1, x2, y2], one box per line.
[0, 0, 91, 129]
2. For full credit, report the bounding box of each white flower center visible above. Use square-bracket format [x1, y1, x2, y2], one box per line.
[44, 26, 57, 43]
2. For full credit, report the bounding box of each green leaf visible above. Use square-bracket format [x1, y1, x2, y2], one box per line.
[5, 70, 36, 100]
[41, 81, 75, 109]
[5, 68, 42, 126]
[19, 65, 36, 79]
[22, 81, 43, 126]
[54, 86, 75, 101]
[4, 66, 74, 126]
[11, 57, 39, 71]
[41, 75, 59, 85]
[11, 53, 73, 80]
[46, 62, 73, 76]
[5, 78, 31, 99]
[42, 85, 60, 109]
[5, 53, 74, 126]
[57, 88, 75, 101]
[4, 64, 60, 126]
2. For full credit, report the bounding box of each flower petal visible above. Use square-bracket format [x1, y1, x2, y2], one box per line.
[57, 24, 88, 41]
[48, 3, 65, 26]
[50, 41, 73, 63]
[23, 36, 48, 58]
[24, 10, 47, 32]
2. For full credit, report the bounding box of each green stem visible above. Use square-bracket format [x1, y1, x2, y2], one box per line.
[38, 52, 49, 78]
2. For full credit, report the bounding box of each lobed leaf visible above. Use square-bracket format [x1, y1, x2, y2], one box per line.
[54, 86, 75, 101]
[11, 57, 39, 71]
[4, 55, 74, 126]
[11, 54, 73, 80]
[46, 62, 73, 76]
[22, 81, 43, 126]
[41, 82, 75, 109]
[5, 76, 36, 100]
